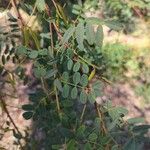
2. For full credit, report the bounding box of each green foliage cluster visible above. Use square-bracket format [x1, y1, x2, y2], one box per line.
[101, 43, 150, 104]
[101, 43, 133, 81]
[0, 0, 150, 149]
[134, 51, 150, 104]
[104, 0, 150, 32]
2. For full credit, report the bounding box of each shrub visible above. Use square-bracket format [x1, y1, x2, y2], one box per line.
[0, 0, 149, 149]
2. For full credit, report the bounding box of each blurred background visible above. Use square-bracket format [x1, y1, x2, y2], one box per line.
[0, 0, 150, 149]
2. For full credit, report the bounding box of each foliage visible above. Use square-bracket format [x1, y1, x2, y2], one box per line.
[103, 0, 150, 33]
[101, 43, 133, 81]
[0, 0, 150, 149]
[134, 50, 150, 104]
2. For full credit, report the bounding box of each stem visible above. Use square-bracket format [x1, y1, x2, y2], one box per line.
[74, 51, 101, 70]
[45, 3, 61, 115]
[80, 104, 87, 123]
[99, 76, 112, 85]
[61, 80, 84, 89]
[95, 102, 107, 135]
[41, 77, 50, 99]
[95, 102, 112, 150]
[54, 87, 61, 113]
[1, 99, 24, 150]
[11, 0, 24, 27]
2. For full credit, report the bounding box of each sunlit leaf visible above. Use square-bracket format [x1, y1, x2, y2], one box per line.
[127, 117, 145, 124]
[75, 22, 85, 51]
[36, 0, 45, 12]
[61, 26, 75, 45]
[95, 25, 103, 48]
[86, 22, 95, 45]
[29, 50, 38, 59]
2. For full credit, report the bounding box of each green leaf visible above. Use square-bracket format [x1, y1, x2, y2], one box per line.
[62, 71, 69, 81]
[73, 4, 82, 11]
[86, 17, 104, 25]
[23, 111, 33, 120]
[62, 100, 74, 107]
[52, 145, 61, 150]
[29, 50, 38, 59]
[62, 84, 70, 98]
[36, 0, 45, 12]
[104, 20, 122, 31]
[54, 78, 63, 92]
[75, 22, 85, 51]
[73, 72, 81, 85]
[95, 25, 103, 48]
[108, 118, 119, 131]
[61, 26, 75, 45]
[117, 107, 128, 116]
[111, 145, 119, 150]
[16, 46, 27, 56]
[79, 91, 87, 104]
[45, 69, 58, 79]
[88, 133, 98, 141]
[101, 136, 111, 145]
[38, 49, 48, 55]
[67, 59, 73, 70]
[88, 91, 96, 104]
[84, 143, 92, 150]
[82, 63, 89, 74]
[67, 139, 76, 150]
[72, 9, 80, 15]
[123, 138, 136, 150]
[93, 81, 102, 90]
[71, 87, 78, 99]
[76, 125, 86, 137]
[132, 125, 150, 133]
[108, 107, 128, 121]
[92, 81, 103, 97]
[127, 117, 145, 124]
[73, 62, 80, 72]
[86, 22, 95, 45]
[80, 74, 88, 87]
[22, 104, 34, 111]
[34, 67, 46, 78]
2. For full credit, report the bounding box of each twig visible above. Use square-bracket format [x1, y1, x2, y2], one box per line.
[45, 3, 61, 115]
[95, 102, 107, 135]
[80, 104, 87, 123]
[40, 77, 50, 99]
[11, 0, 24, 27]
[1, 99, 24, 149]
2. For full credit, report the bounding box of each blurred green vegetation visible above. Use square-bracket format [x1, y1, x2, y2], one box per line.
[101, 42, 150, 104]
